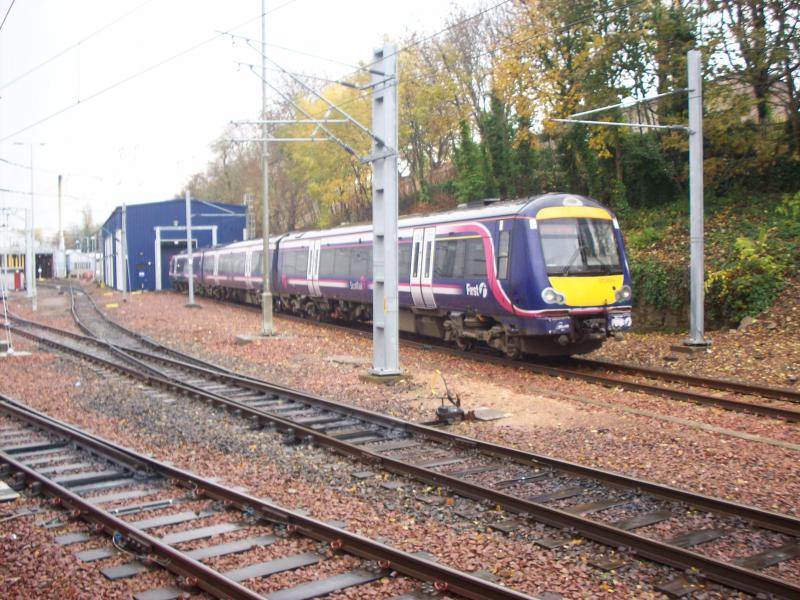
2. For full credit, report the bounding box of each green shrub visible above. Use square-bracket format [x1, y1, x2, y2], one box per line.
[776, 191, 800, 240]
[705, 236, 785, 325]
[629, 257, 686, 312]
[628, 227, 664, 250]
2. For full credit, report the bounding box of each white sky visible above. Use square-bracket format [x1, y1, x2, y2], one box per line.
[0, 0, 475, 240]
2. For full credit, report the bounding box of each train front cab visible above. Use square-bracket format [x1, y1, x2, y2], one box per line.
[513, 198, 633, 356]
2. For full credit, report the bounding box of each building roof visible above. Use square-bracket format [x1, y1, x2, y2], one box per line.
[100, 198, 245, 231]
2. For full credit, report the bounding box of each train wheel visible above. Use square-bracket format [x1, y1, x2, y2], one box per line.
[455, 337, 474, 352]
[503, 337, 522, 360]
[305, 302, 318, 320]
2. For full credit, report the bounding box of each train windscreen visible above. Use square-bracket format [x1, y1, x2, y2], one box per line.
[539, 218, 622, 276]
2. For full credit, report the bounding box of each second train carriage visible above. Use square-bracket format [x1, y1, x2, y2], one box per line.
[169, 193, 633, 357]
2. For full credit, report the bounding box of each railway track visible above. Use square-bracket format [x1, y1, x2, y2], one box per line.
[0, 393, 537, 600]
[6, 287, 800, 597]
[221, 298, 800, 422]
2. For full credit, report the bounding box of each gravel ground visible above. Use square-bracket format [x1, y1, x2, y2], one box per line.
[2, 285, 798, 598]
[43, 286, 798, 516]
[590, 279, 800, 388]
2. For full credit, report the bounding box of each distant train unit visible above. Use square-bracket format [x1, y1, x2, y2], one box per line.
[169, 193, 633, 357]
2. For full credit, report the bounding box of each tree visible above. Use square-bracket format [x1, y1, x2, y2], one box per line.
[453, 121, 490, 202]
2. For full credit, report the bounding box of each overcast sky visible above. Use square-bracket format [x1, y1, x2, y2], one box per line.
[0, 0, 476, 241]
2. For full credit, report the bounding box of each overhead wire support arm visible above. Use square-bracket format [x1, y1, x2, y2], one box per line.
[231, 119, 348, 125]
[221, 30, 386, 77]
[551, 118, 689, 132]
[245, 65, 365, 160]
[260, 54, 396, 155]
[234, 138, 332, 143]
[568, 88, 691, 118]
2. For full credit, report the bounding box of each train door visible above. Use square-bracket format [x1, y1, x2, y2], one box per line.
[306, 240, 321, 297]
[410, 227, 436, 308]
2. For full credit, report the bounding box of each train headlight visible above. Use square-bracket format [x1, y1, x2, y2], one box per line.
[541, 287, 565, 304]
[615, 285, 632, 303]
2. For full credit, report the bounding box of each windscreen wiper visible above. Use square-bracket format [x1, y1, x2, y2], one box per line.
[561, 247, 583, 275]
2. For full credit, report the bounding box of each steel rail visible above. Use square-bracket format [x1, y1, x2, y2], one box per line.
[12, 313, 800, 532]
[73, 283, 800, 412]
[570, 357, 800, 403]
[8, 319, 800, 598]
[232, 306, 800, 420]
[0, 395, 537, 600]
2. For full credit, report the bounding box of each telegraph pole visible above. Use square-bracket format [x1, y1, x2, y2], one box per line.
[185, 190, 197, 307]
[260, 0, 274, 336]
[57, 174, 66, 279]
[369, 44, 401, 377]
[27, 144, 37, 311]
[121, 203, 128, 301]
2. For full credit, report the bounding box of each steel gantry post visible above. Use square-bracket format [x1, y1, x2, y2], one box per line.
[369, 45, 401, 377]
[685, 49, 710, 346]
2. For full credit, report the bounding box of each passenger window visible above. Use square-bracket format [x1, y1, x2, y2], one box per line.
[350, 246, 369, 277]
[399, 242, 412, 278]
[334, 248, 350, 277]
[252, 252, 262, 276]
[319, 248, 334, 277]
[465, 238, 487, 278]
[434, 240, 456, 278]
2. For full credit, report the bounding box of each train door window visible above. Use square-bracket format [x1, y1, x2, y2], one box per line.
[411, 241, 421, 278]
[319, 247, 334, 277]
[424, 241, 434, 278]
[192, 257, 201, 274]
[497, 231, 510, 280]
[465, 238, 487, 278]
[399, 242, 412, 278]
[251, 251, 263, 276]
[350, 246, 369, 277]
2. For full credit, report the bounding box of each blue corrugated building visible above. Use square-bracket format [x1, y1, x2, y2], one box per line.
[100, 198, 246, 291]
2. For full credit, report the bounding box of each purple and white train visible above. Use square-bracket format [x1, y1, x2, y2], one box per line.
[169, 193, 633, 357]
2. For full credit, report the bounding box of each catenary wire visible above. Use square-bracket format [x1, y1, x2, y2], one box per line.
[0, 0, 155, 91]
[0, 0, 16, 32]
[304, 0, 649, 120]
[0, 156, 106, 181]
[0, 0, 299, 143]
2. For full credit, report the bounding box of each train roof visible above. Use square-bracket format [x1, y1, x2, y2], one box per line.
[172, 193, 611, 255]
[279, 192, 607, 241]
